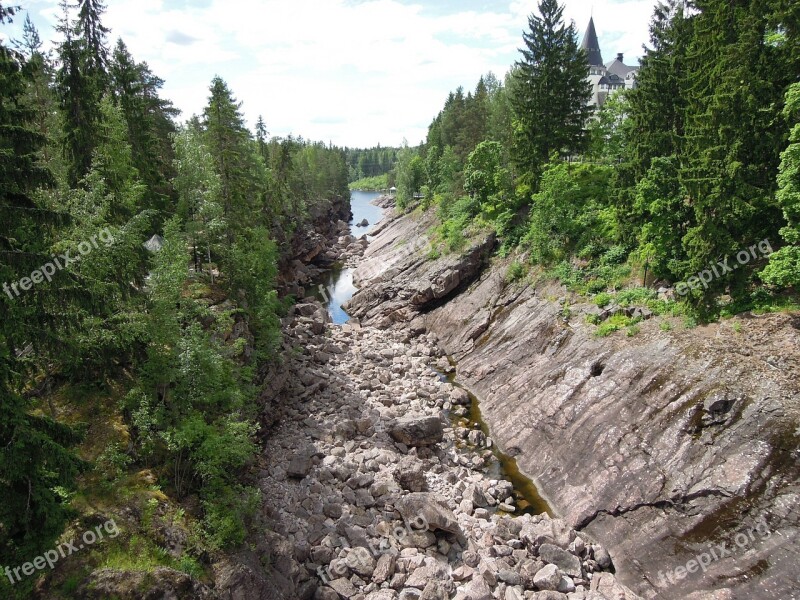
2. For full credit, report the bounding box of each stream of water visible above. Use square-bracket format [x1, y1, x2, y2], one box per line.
[312, 190, 383, 324]
[312, 191, 552, 518]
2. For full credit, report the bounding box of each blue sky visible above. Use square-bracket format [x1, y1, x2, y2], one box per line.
[1, 0, 657, 147]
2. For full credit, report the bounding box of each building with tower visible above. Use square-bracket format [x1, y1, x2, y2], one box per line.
[582, 17, 638, 107]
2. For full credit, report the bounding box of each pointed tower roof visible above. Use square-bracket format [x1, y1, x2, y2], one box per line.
[581, 17, 604, 67]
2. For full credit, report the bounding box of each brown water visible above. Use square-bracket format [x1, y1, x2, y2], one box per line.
[435, 366, 554, 517]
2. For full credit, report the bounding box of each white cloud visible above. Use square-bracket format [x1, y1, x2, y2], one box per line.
[3, 0, 657, 147]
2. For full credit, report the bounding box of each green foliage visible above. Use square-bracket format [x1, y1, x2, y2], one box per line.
[762, 83, 800, 288]
[349, 173, 388, 191]
[174, 122, 224, 276]
[594, 314, 639, 337]
[395, 142, 425, 210]
[523, 162, 614, 264]
[594, 292, 612, 308]
[436, 195, 480, 252]
[464, 140, 513, 218]
[0, 38, 87, 571]
[511, 0, 592, 178]
[505, 260, 526, 283]
[345, 145, 398, 183]
[124, 220, 263, 547]
[588, 90, 631, 164]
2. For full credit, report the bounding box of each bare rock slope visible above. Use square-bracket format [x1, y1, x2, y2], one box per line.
[348, 205, 800, 600]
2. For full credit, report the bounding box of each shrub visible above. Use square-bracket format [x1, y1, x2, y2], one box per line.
[594, 292, 613, 307]
[506, 261, 526, 283]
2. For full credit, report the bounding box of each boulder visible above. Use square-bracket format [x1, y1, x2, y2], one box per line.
[394, 493, 463, 538]
[538, 543, 582, 578]
[394, 455, 428, 492]
[533, 564, 561, 591]
[389, 416, 444, 446]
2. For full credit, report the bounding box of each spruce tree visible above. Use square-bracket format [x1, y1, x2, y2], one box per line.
[110, 39, 177, 214]
[626, 0, 692, 180]
[511, 0, 592, 180]
[56, 0, 108, 186]
[0, 33, 85, 575]
[202, 77, 254, 242]
[680, 0, 791, 305]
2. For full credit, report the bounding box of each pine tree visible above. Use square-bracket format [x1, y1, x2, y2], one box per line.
[511, 0, 592, 180]
[56, 0, 108, 186]
[680, 0, 792, 305]
[0, 34, 85, 574]
[110, 39, 178, 214]
[202, 77, 254, 242]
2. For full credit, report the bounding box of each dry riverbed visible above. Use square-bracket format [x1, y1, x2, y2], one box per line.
[259, 298, 643, 600]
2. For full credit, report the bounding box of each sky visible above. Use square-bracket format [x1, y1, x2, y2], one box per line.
[1, 0, 658, 148]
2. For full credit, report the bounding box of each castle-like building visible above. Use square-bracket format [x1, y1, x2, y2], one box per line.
[581, 17, 638, 107]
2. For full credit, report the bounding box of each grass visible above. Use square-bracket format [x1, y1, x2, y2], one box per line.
[718, 289, 800, 319]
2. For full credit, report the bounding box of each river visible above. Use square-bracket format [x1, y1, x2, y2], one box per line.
[313, 190, 383, 324]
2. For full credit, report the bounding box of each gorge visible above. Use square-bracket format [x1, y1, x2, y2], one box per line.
[253, 193, 800, 600]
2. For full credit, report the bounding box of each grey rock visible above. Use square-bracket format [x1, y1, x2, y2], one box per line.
[373, 553, 396, 584]
[389, 416, 444, 447]
[533, 564, 561, 591]
[394, 493, 463, 538]
[328, 577, 359, 598]
[463, 576, 493, 600]
[394, 455, 428, 492]
[591, 545, 612, 570]
[287, 454, 313, 478]
[315, 587, 341, 600]
[532, 592, 568, 600]
[538, 544, 582, 578]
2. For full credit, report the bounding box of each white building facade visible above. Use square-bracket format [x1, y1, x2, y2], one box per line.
[582, 17, 639, 108]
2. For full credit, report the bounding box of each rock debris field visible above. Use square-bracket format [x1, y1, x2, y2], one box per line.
[260, 302, 644, 600]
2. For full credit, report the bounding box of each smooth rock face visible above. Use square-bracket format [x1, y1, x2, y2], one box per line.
[348, 206, 800, 600]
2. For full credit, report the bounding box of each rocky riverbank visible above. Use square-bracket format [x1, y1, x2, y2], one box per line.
[342, 199, 800, 600]
[257, 301, 644, 600]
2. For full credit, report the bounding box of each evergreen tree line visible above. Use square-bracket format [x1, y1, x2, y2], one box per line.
[397, 0, 799, 316]
[0, 1, 349, 585]
[345, 145, 399, 183]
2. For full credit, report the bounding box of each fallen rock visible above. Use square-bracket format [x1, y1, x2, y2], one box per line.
[394, 493, 463, 538]
[538, 543, 582, 578]
[389, 416, 444, 447]
[394, 455, 428, 492]
[533, 564, 561, 591]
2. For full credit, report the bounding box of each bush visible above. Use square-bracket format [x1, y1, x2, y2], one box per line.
[594, 292, 613, 307]
[506, 261, 526, 283]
